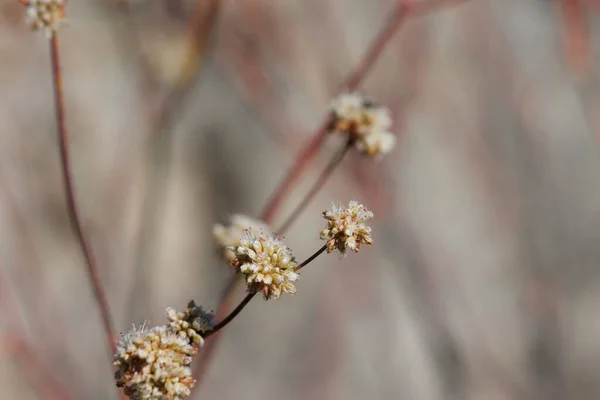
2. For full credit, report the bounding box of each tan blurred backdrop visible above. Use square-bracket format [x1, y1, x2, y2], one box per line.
[1, 0, 600, 399]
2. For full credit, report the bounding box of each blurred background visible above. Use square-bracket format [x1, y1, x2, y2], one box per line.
[1, 0, 600, 399]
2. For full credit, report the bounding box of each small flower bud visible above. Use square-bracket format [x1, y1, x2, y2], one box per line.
[24, 0, 65, 37]
[114, 324, 197, 400]
[229, 232, 298, 300]
[329, 93, 396, 157]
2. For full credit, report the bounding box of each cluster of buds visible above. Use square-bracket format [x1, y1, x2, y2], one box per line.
[329, 93, 396, 157]
[23, 0, 65, 37]
[228, 231, 299, 300]
[166, 300, 214, 345]
[114, 303, 214, 400]
[320, 200, 373, 255]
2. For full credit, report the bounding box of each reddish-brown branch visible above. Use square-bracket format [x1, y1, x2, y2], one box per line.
[260, 2, 411, 224]
[50, 35, 117, 355]
[559, 0, 591, 76]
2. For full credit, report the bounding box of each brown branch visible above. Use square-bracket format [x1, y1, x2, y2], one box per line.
[50, 35, 116, 355]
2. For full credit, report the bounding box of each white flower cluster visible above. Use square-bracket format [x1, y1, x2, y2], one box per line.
[114, 324, 197, 400]
[213, 214, 270, 262]
[320, 200, 374, 255]
[329, 93, 396, 157]
[229, 231, 299, 300]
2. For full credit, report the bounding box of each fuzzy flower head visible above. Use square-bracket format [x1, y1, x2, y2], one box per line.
[320, 200, 373, 255]
[25, 0, 65, 37]
[213, 214, 270, 262]
[166, 301, 214, 346]
[114, 324, 197, 400]
[329, 93, 396, 157]
[229, 232, 298, 300]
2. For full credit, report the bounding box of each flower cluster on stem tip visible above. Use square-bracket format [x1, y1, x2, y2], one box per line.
[228, 231, 298, 300]
[320, 200, 374, 255]
[213, 214, 270, 262]
[329, 93, 396, 157]
[24, 0, 65, 37]
[113, 303, 214, 400]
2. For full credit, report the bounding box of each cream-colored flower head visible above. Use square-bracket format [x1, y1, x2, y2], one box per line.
[229, 231, 298, 300]
[166, 301, 213, 346]
[213, 214, 270, 262]
[355, 129, 397, 156]
[320, 200, 373, 255]
[114, 324, 197, 400]
[329, 93, 396, 157]
[25, 0, 65, 37]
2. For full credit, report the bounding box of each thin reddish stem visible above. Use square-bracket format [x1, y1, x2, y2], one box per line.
[560, 0, 590, 76]
[203, 292, 256, 338]
[294, 245, 328, 272]
[50, 35, 117, 355]
[277, 141, 351, 234]
[260, 2, 411, 224]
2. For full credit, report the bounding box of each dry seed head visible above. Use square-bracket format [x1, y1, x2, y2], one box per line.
[25, 0, 65, 37]
[320, 200, 373, 255]
[114, 324, 198, 400]
[329, 93, 396, 157]
[213, 214, 270, 262]
[229, 231, 298, 300]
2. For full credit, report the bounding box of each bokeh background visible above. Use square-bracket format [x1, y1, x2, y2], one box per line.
[1, 0, 600, 399]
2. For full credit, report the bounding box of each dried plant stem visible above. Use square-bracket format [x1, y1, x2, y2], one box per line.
[277, 141, 351, 234]
[50, 35, 116, 354]
[294, 245, 328, 272]
[203, 292, 256, 338]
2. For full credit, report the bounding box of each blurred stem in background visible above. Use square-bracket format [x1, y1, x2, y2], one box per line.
[50, 35, 118, 355]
